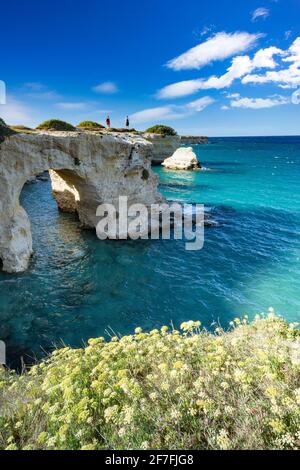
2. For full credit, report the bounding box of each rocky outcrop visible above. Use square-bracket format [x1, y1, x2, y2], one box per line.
[0, 130, 163, 273]
[180, 136, 208, 145]
[143, 133, 181, 165]
[162, 147, 200, 170]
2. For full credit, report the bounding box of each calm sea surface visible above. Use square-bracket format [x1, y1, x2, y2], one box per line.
[1, 136, 300, 367]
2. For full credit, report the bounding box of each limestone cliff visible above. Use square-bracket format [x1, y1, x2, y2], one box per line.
[0, 131, 163, 273]
[143, 133, 181, 165]
[180, 136, 208, 145]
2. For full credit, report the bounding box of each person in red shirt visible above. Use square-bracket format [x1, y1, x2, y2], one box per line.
[106, 115, 111, 128]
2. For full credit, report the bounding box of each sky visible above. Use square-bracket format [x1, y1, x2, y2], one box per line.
[0, 0, 300, 136]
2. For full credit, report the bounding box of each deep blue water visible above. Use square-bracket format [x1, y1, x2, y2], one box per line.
[1, 136, 300, 367]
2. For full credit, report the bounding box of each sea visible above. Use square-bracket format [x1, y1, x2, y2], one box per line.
[1, 136, 299, 367]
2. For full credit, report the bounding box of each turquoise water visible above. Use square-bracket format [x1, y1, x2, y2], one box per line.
[1, 136, 300, 367]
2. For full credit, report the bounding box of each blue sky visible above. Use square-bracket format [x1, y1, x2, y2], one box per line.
[1, 0, 299, 136]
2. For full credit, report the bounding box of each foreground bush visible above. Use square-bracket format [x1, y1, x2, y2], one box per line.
[77, 121, 105, 130]
[36, 119, 75, 131]
[0, 312, 300, 450]
[145, 125, 177, 136]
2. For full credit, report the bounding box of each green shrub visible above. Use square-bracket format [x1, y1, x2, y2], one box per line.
[10, 125, 34, 134]
[0, 118, 16, 143]
[107, 127, 137, 133]
[10, 125, 33, 131]
[145, 125, 177, 136]
[36, 119, 76, 131]
[77, 121, 105, 129]
[0, 311, 299, 450]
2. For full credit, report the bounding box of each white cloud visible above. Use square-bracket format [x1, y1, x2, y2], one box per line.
[186, 96, 215, 111]
[291, 89, 300, 104]
[242, 37, 300, 88]
[285, 30, 292, 40]
[158, 46, 284, 99]
[252, 47, 285, 68]
[229, 95, 289, 109]
[56, 102, 87, 110]
[0, 96, 33, 125]
[166, 31, 261, 71]
[158, 56, 253, 98]
[226, 93, 241, 99]
[130, 96, 214, 124]
[130, 106, 180, 123]
[283, 37, 300, 64]
[251, 8, 270, 22]
[92, 81, 118, 94]
[157, 79, 204, 99]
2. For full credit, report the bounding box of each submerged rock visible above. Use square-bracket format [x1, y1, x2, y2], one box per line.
[162, 147, 200, 170]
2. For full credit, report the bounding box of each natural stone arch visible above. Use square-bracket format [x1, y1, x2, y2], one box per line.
[0, 131, 162, 273]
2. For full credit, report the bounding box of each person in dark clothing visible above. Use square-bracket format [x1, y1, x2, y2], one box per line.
[106, 115, 111, 128]
[125, 116, 129, 128]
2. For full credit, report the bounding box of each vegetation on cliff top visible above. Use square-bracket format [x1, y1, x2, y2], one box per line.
[0, 311, 299, 450]
[0, 118, 16, 143]
[145, 125, 177, 136]
[77, 121, 105, 130]
[36, 119, 76, 131]
[10, 125, 33, 132]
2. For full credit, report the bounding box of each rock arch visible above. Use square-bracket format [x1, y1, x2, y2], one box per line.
[0, 131, 162, 273]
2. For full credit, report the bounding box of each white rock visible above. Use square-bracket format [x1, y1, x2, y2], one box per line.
[162, 147, 200, 170]
[143, 133, 181, 165]
[0, 131, 164, 273]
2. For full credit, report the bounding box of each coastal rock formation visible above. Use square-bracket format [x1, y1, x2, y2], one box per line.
[180, 136, 208, 145]
[0, 130, 163, 273]
[143, 133, 181, 165]
[162, 147, 200, 171]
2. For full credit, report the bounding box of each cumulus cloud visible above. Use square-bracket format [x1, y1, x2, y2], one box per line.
[130, 96, 214, 124]
[252, 47, 285, 68]
[92, 82, 118, 94]
[230, 96, 289, 109]
[158, 48, 285, 99]
[251, 8, 270, 22]
[166, 31, 261, 71]
[242, 37, 300, 88]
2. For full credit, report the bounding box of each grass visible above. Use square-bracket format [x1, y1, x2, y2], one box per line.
[0, 311, 299, 450]
[36, 119, 76, 131]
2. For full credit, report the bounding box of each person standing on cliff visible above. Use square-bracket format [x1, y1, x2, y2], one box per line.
[125, 116, 129, 128]
[106, 115, 111, 128]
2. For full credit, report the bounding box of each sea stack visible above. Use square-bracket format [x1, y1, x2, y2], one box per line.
[162, 147, 201, 170]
